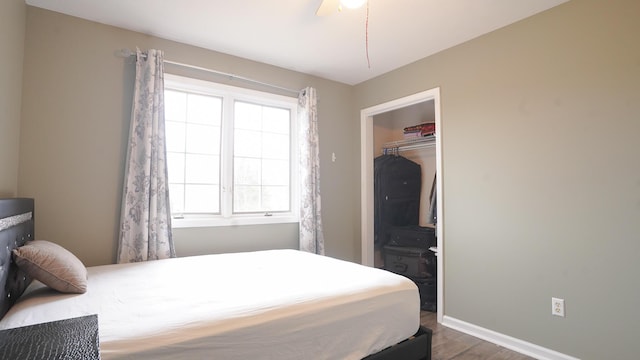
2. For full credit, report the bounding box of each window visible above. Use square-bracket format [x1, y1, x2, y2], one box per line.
[164, 74, 298, 227]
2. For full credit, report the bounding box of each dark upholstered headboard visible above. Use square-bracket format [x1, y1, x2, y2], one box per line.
[0, 198, 35, 319]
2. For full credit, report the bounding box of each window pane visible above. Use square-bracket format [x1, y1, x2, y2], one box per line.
[169, 184, 185, 214]
[165, 121, 186, 152]
[185, 185, 219, 213]
[233, 102, 291, 214]
[234, 101, 262, 130]
[165, 90, 187, 122]
[234, 185, 261, 212]
[186, 124, 220, 155]
[262, 186, 289, 212]
[185, 154, 219, 184]
[167, 153, 185, 183]
[263, 107, 290, 134]
[187, 94, 221, 126]
[262, 133, 289, 159]
[234, 157, 261, 185]
[262, 159, 289, 186]
[234, 129, 262, 158]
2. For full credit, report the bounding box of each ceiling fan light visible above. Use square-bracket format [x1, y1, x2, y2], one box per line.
[340, 0, 367, 9]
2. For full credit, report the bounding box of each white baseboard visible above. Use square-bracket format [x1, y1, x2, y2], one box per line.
[441, 316, 580, 360]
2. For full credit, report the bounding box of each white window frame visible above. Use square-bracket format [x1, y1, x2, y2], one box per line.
[165, 74, 299, 228]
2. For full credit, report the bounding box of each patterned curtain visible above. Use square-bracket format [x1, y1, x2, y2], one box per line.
[117, 48, 175, 263]
[298, 87, 325, 255]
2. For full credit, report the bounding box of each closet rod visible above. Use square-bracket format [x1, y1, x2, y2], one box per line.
[117, 48, 301, 96]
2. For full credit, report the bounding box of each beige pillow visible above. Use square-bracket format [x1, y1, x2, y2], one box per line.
[13, 240, 87, 294]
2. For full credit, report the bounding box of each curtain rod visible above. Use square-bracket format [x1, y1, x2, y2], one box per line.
[117, 49, 301, 96]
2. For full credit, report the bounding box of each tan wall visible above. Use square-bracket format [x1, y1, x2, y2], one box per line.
[0, 0, 26, 197]
[19, 7, 357, 266]
[355, 0, 640, 358]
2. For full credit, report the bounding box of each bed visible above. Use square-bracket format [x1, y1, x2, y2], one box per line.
[0, 198, 431, 359]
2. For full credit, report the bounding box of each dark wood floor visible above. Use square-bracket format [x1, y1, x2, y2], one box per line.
[420, 311, 535, 360]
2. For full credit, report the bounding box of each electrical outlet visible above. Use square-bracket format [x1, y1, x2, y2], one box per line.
[552, 297, 565, 317]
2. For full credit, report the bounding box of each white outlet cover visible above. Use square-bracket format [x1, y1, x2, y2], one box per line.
[552, 297, 565, 317]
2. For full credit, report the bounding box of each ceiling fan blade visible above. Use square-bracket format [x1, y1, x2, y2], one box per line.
[316, 0, 340, 16]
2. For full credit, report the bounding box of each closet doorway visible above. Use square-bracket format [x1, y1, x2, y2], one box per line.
[360, 88, 443, 322]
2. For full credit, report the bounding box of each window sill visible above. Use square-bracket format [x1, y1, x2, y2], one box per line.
[171, 215, 299, 229]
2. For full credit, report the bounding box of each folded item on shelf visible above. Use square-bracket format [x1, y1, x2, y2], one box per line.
[403, 123, 436, 136]
[403, 131, 423, 139]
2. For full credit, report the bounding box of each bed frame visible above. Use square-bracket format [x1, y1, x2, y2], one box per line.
[0, 198, 35, 320]
[0, 198, 431, 359]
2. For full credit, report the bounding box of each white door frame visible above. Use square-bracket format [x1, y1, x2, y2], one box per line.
[360, 87, 444, 322]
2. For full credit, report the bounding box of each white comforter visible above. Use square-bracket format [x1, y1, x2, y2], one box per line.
[0, 249, 419, 359]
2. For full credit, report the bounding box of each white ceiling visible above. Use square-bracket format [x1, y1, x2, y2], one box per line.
[25, 0, 568, 85]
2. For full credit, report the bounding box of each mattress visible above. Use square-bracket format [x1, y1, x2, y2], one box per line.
[0, 249, 420, 359]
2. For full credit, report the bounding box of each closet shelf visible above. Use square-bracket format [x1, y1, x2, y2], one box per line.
[381, 135, 436, 154]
